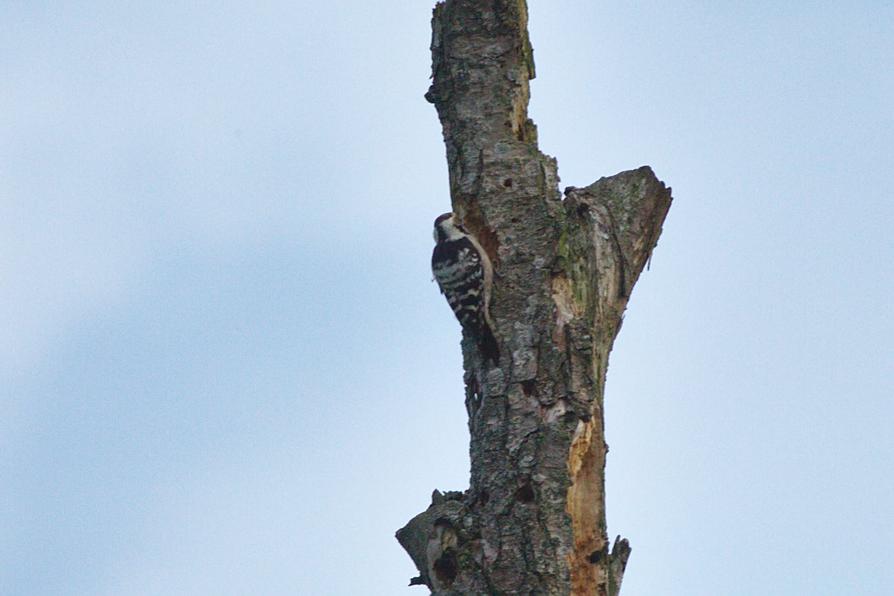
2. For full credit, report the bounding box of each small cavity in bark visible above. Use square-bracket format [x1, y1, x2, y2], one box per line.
[433, 549, 458, 584]
[515, 482, 535, 503]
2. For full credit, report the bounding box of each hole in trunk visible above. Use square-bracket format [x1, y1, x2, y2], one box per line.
[433, 549, 458, 585]
[588, 549, 605, 564]
[515, 482, 535, 503]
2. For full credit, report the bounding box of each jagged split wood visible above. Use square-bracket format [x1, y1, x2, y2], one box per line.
[397, 1, 672, 594]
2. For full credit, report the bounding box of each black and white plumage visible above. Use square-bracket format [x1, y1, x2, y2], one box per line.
[431, 213, 499, 362]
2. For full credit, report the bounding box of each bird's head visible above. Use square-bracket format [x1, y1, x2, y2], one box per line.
[433, 212, 465, 243]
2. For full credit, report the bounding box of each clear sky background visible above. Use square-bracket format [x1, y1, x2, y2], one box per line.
[2, 2, 891, 595]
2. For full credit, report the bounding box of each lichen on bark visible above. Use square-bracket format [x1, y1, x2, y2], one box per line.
[398, 1, 672, 594]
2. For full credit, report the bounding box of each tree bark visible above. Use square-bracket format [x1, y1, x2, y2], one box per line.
[397, 2, 672, 594]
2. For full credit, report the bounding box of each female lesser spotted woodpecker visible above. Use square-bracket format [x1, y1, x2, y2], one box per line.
[431, 213, 499, 363]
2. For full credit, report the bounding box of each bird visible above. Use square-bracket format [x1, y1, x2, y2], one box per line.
[431, 212, 499, 363]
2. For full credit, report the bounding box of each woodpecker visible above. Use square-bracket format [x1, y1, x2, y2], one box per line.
[431, 213, 499, 363]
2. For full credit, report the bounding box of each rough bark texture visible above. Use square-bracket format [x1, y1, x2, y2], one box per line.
[397, 2, 672, 594]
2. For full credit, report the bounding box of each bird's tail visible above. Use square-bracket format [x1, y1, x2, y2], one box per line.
[478, 322, 500, 365]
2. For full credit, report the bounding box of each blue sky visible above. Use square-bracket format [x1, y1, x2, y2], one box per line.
[2, 2, 892, 594]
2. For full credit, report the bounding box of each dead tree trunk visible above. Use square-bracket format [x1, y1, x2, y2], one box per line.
[397, 2, 672, 594]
